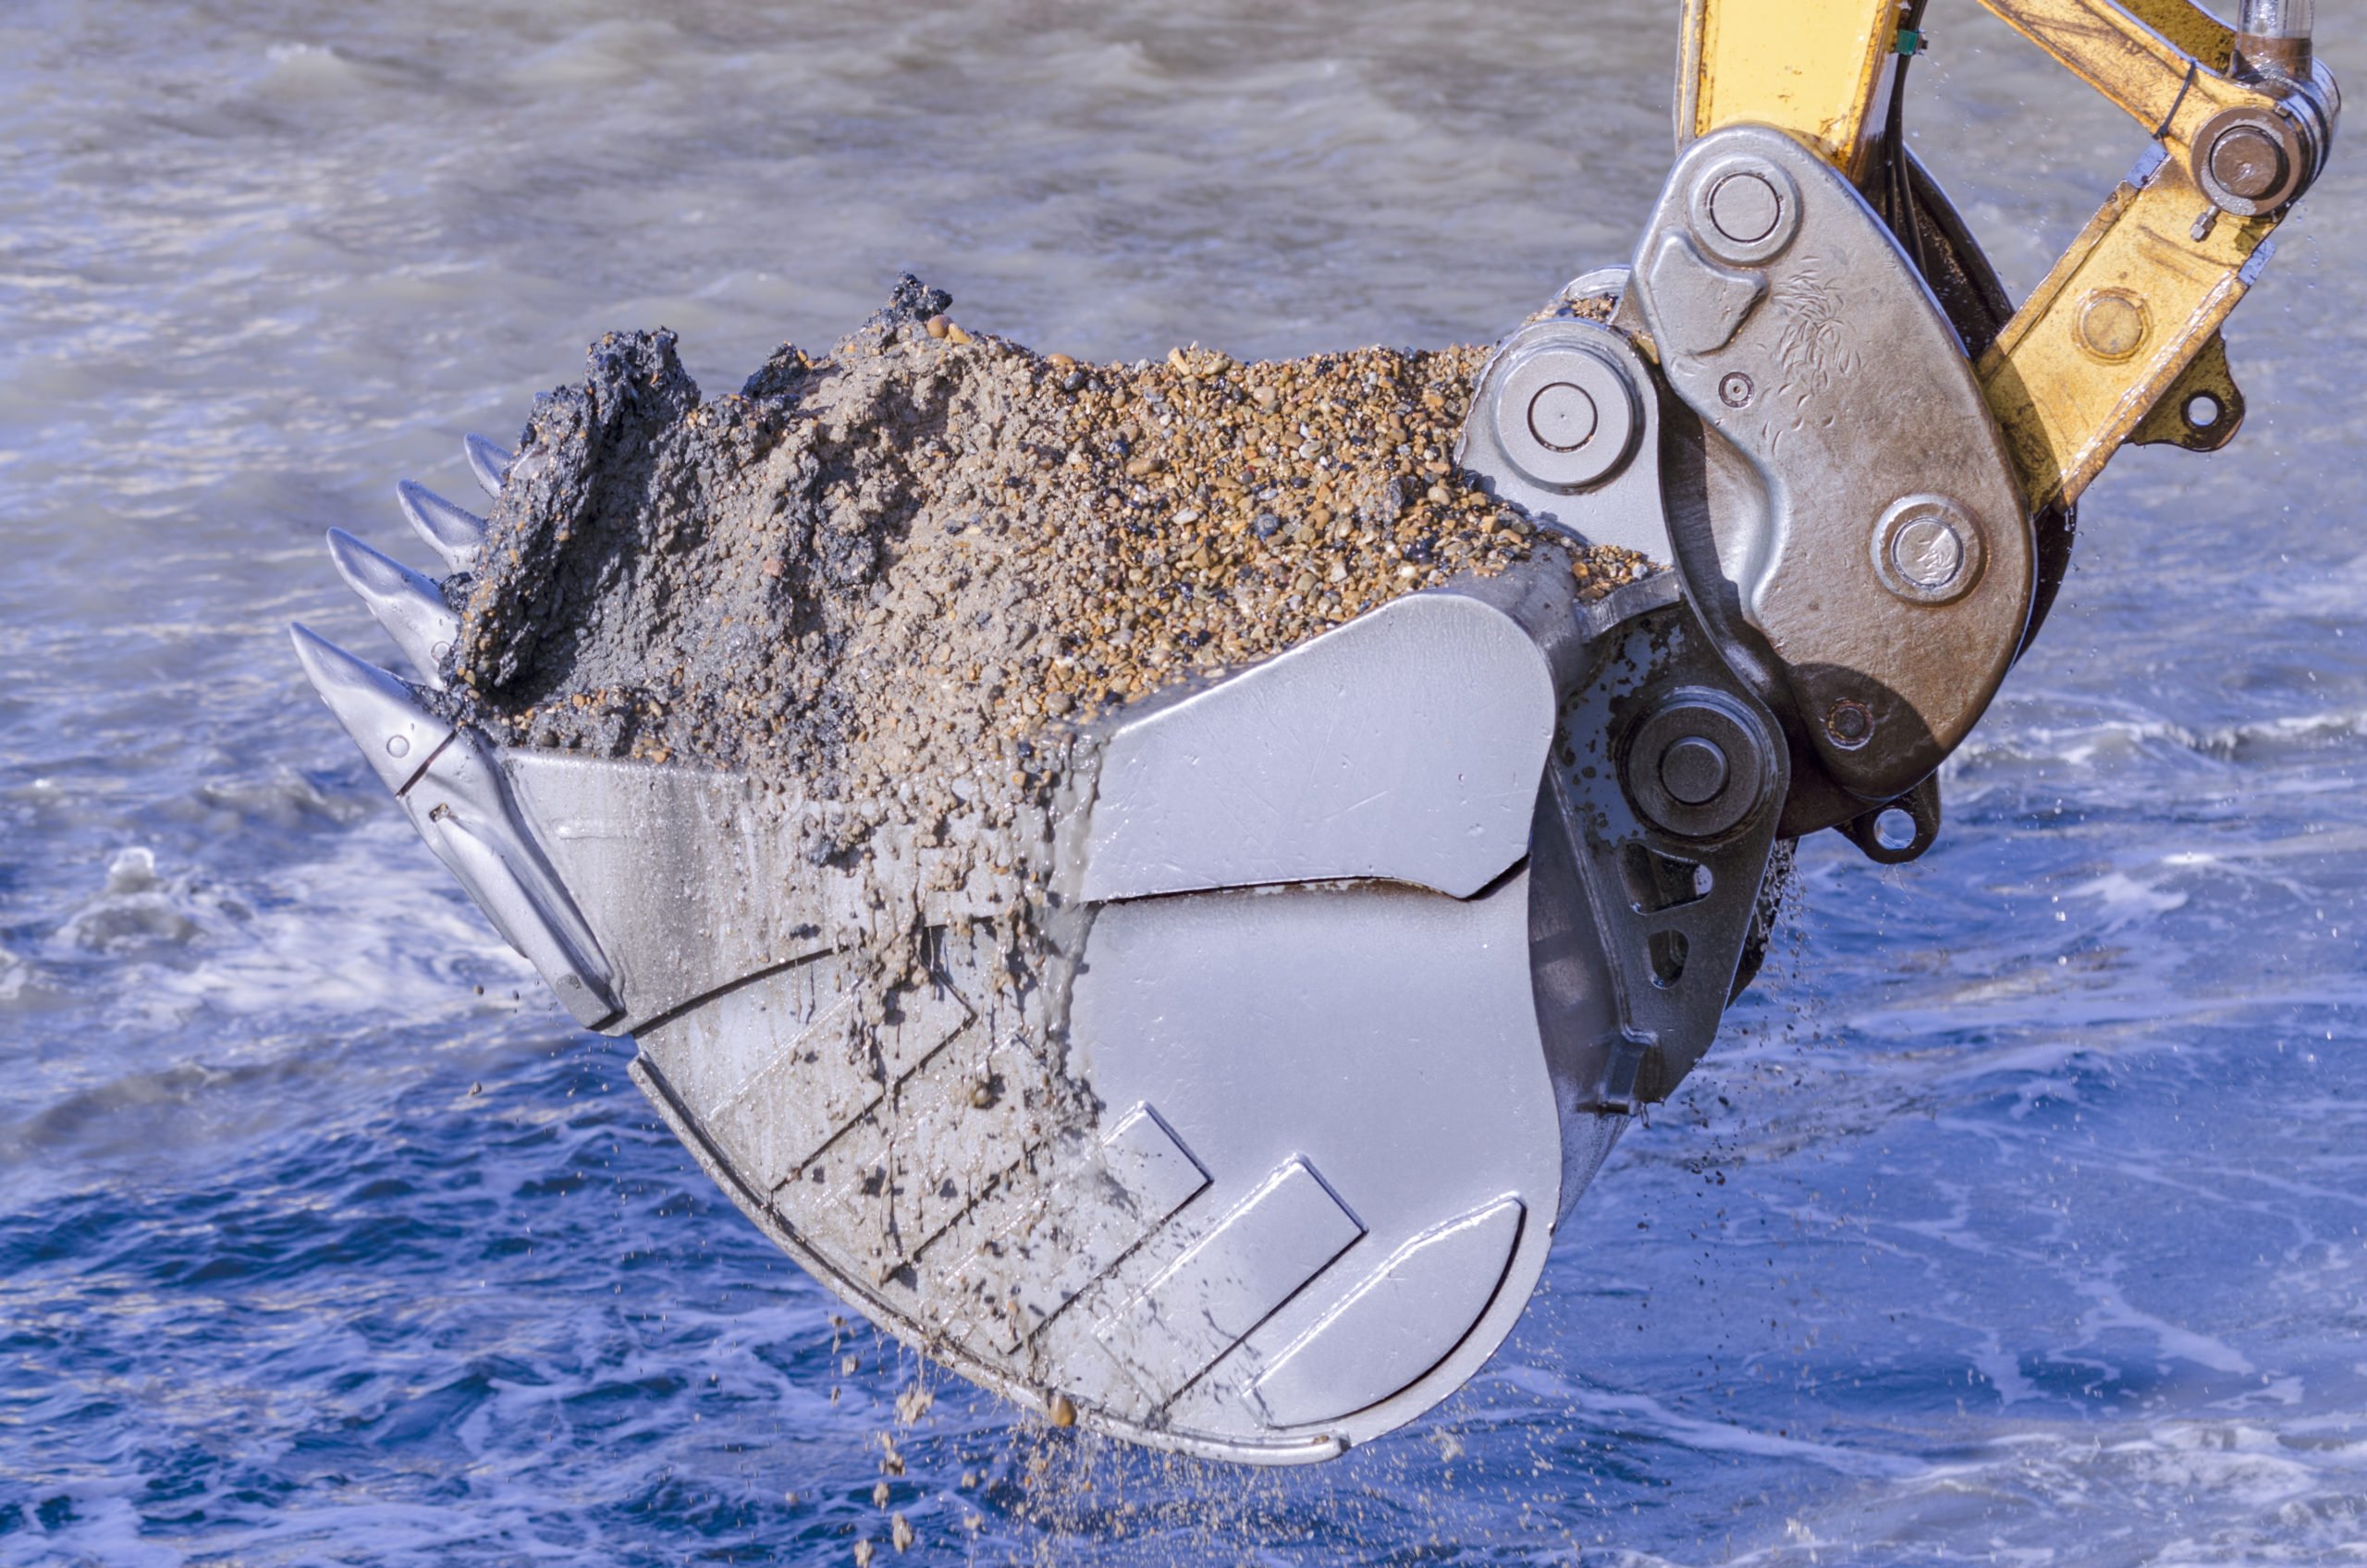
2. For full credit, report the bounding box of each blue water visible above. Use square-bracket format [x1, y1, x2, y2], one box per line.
[5, 3, 2364, 1562]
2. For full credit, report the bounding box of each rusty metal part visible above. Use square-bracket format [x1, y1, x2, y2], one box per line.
[1968, 0, 2336, 508]
[2126, 0, 2237, 72]
[1641, 147, 2054, 841]
[2235, 0, 2314, 80]
[2193, 103, 2311, 214]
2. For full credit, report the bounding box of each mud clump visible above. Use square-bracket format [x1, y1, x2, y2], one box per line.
[448, 276, 1648, 808]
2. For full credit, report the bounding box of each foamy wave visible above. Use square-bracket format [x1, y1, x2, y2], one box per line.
[1482, 1366, 1923, 1480]
[1955, 704, 2367, 772]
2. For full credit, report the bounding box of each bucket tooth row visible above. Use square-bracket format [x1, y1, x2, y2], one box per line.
[294, 432, 622, 1032]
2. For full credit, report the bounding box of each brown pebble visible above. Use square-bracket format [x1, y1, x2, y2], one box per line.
[946, 323, 975, 346]
[1047, 351, 1075, 369]
[1048, 1391, 1077, 1427]
[923, 314, 950, 339]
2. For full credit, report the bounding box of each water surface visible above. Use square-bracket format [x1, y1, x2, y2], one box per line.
[5, 3, 2364, 1562]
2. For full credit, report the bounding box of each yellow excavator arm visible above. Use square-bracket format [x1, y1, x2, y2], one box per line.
[1682, 0, 2337, 510]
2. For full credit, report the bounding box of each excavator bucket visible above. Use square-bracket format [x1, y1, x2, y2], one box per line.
[293, 0, 2335, 1464]
[294, 403, 1786, 1461]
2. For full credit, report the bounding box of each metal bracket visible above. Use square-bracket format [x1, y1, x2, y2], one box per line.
[1529, 583, 1789, 1111]
[1837, 771, 1943, 864]
[1624, 124, 2036, 805]
[2128, 330, 2248, 451]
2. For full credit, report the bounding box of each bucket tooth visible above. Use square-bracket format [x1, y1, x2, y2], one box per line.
[395, 480, 487, 572]
[462, 434, 513, 499]
[325, 528, 461, 688]
[287, 623, 454, 795]
[405, 729, 622, 1031]
[288, 624, 619, 1030]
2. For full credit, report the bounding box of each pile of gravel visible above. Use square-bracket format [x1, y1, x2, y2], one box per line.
[447, 276, 1647, 815]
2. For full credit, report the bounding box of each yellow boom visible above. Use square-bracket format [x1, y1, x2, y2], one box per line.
[1680, 0, 2335, 509]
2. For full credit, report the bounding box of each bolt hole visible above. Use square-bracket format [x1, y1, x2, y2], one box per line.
[2185, 393, 2222, 430]
[1873, 808, 1919, 851]
[1823, 698, 1875, 750]
[1649, 929, 1690, 989]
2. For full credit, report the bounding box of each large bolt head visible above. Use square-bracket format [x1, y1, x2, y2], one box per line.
[1822, 699, 1875, 752]
[1684, 153, 1801, 266]
[1624, 692, 1774, 842]
[1490, 340, 1640, 494]
[2209, 123, 2289, 201]
[1526, 381, 1600, 452]
[1889, 512, 1964, 589]
[2192, 105, 2307, 216]
[1657, 736, 1730, 806]
[1871, 495, 1985, 606]
[1706, 172, 1783, 246]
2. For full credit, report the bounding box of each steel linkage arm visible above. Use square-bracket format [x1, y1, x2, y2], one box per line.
[1973, 0, 2337, 508]
[1680, 0, 2337, 512]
